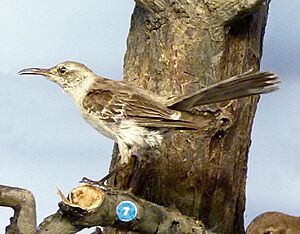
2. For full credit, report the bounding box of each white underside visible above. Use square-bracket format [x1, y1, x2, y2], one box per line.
[67, 77, 165, 163]
[118, 119, 164, 148]
[80, 111, 164, 149]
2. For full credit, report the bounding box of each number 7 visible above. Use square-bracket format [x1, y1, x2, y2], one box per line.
[122, 206, 130, 216]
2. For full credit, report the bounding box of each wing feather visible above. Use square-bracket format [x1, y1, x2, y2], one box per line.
[82, 85, 200, 129]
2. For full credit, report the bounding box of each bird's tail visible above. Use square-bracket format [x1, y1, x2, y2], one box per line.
[166, 71, 280, 111]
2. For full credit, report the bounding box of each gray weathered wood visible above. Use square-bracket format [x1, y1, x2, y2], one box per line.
[0, 185, 36, 234]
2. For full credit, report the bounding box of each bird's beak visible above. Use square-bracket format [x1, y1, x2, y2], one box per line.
[18, 67, 49, 76]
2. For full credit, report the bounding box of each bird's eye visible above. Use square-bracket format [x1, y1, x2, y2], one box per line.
[58, 66, 67, 75]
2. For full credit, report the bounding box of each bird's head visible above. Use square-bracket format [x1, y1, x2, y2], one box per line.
[18, 61, 95, 92]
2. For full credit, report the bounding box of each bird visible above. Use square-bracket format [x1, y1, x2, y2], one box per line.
[246, 211, 300, 234]
[18, 61, 280, 183]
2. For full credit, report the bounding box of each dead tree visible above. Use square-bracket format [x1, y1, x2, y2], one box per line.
[107, 0, 271, 234]
[0, 0, 272, 233]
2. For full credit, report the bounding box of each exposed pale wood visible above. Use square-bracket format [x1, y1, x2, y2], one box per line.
[0, 0, 272, 233]
[37, 184, 213, 234]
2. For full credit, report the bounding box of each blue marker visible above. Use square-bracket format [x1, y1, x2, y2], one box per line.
[116, 201, 138, 222]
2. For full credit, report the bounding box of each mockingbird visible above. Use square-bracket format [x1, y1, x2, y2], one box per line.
[19, 61, 279, 182]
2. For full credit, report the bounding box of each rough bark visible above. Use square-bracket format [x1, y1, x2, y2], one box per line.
[246, 211, 300, 234]
[1, 184, 213, 233]
[0, 1, 271, 233]
[107, 1, 270, 234]
[53, 184, 211, 234]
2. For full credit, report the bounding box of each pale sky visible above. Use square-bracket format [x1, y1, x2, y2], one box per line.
[0, 1, 299, 233]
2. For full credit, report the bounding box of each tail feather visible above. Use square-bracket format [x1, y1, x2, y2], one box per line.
[167, 71, 280, 111]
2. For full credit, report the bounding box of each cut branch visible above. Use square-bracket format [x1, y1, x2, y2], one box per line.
[0, 185, 36, 234]
[0, 184, 214, 233]
[38, 184, 214, 234]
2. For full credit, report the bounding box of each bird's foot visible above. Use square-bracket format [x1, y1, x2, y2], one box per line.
[80, 176, 106, 187]
[80, 164, 128, 187]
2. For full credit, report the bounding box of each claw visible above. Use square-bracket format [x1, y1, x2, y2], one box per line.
[79, 177, 105, 186]
[80, 164, 128, 187]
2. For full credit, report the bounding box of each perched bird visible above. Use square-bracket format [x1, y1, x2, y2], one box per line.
[19, 61, 279, 182]
[246, 211, 300, 234]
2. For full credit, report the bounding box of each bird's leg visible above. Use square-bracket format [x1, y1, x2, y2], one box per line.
[80, 142, 132, 187]
[80, 164, 128, 186]
[118, 141, 131, 165]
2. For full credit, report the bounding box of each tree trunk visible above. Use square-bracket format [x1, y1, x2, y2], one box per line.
[106, 1, 270, 233]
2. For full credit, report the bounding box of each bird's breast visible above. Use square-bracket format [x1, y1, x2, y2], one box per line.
[74, 97, 118, 141]
[84, 111, 117, 140]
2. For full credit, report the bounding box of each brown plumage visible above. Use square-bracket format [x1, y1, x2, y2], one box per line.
[167, 70, 278, 110]
[19, 61, 280, 164]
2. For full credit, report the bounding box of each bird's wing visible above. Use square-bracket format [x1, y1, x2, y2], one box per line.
[166, 71, 280, 111]
[82, 88, 199, 129]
